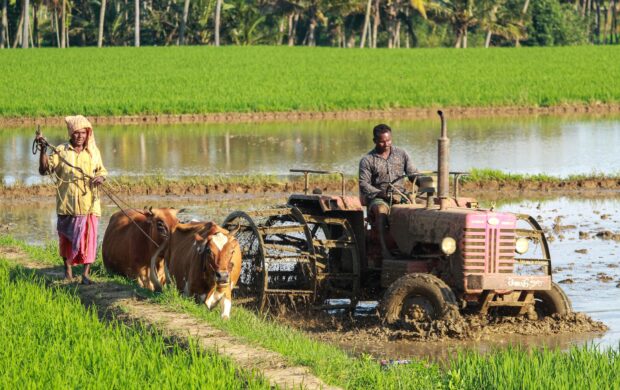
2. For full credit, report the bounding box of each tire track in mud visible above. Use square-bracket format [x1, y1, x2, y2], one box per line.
[0, 246, 340, 390]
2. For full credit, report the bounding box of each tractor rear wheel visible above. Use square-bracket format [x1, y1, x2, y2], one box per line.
[533, 282, 572, 318]
[380, 274, 459, 325]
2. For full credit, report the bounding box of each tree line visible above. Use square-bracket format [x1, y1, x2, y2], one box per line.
[0, 0, 618, 49]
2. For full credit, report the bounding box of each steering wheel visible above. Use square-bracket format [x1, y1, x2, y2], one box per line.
[378, 174, 421, 205]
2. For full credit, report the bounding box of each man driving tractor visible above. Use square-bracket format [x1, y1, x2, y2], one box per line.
[359, 124, 418, 261]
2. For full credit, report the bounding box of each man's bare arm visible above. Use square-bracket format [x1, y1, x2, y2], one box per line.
[37, 137, 50, 175]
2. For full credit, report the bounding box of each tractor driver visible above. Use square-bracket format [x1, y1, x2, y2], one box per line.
[359, 124, 418, 260]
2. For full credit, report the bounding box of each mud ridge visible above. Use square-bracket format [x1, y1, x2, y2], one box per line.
[2, 103, 620, 127]
[0, 246, 339, 390]
[2, 178, 620, 199]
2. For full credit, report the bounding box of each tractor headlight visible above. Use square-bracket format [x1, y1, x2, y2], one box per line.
[441, 237, 457, 255]
[515, 237, 529, 254]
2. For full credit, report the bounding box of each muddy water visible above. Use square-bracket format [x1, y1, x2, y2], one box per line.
[1, 194, 619, 359]
[3, 114, 620, 185]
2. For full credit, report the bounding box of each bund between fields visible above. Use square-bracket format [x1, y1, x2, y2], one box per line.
[1, 236, 618, 389]
[4, 170, 620, 200]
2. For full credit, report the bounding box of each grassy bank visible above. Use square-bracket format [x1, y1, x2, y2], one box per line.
[0, 261, 267, 388]
[1, 46, 619, 118]
[2, 236, 620, 389]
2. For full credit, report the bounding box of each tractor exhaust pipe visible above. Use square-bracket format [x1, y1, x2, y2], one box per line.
[437, 111, 450, 210]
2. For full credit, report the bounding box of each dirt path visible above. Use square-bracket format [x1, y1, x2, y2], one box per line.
[0, 246, 340, 390]
[3, 103, 620, 127]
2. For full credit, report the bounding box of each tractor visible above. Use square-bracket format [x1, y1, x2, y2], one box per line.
[222, 111, 572, 324]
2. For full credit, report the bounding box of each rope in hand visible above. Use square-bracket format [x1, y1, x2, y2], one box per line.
[33, 131, 160, 248]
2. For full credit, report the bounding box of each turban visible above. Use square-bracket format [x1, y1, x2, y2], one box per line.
[64, 115, 98, 153]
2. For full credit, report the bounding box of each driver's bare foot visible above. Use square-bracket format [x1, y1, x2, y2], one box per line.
[81, 275, 93, 285]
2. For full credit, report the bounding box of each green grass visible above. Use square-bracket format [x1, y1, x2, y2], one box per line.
[1, 46, 619, 117]
[446, 346, 620, 389]
[0, 260, 268, 388]
[463, 168, 620, 184]
[2, 235, 620, 389]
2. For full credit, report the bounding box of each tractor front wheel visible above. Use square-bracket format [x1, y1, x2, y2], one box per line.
[533, 282, 572, 318]
[380, 274, 460, 325]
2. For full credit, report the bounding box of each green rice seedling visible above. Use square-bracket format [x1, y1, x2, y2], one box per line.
[445, 345, 620, 389]
[0, 46, 619, 117]
[0, 260, 269, 389]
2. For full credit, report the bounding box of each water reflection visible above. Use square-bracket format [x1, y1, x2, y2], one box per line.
[2, 114, 620, 185]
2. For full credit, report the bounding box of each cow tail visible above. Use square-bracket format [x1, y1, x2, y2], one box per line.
[150, 238, 169, 292]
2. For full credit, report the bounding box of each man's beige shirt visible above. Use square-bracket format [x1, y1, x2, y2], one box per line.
[48, 143, 108, 216]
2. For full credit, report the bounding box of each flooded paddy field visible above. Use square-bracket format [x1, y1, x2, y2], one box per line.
[2, 193, 619, 360]
[3, 114, 620, 186]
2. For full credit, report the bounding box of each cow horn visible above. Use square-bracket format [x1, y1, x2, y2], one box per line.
[228, 222, 241, 237]
[144, 206, 153, 216]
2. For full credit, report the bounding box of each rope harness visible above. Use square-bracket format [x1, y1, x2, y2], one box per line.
[33, 133, 160, 248]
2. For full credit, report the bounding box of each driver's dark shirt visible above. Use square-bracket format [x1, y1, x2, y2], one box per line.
[359, 146, 417, 205]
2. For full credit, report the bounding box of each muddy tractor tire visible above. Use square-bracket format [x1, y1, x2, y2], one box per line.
[380, 273, 460, 325]
[533, 282, 572, 318]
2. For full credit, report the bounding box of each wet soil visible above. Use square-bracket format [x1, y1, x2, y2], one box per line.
[281, 310, 606, 347]
[3, 103, 620, 127]
[2, 177, 620, 199]
[0, 245, 339, 390]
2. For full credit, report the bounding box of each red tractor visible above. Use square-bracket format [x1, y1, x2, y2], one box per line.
[223, 111, 571, 324]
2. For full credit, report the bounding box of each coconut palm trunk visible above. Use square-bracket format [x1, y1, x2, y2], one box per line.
[484, 4, 499, 48]
[372, 0, 380, 48]
[53, 8, 60, 47]
[307, 15, 317, 46]
[214, 0, 222, 46]
[134, 0, 140, 47]
[22, 0, 29, 48]
[98, 0, 106, 47]
[360, 0, 372, 47]
[0, 0, 8, 48]
[60, 0, 66, 48]
[516, 0, 530, 46]
[179, 0, 190, 45]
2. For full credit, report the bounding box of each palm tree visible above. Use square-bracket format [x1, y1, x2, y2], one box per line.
[214, 0, 222, 45]
[179, 0, 190, 44]
[22, 0, 30, 48]
[479, 0, 524, 47]
[98, 0, 107, 46]
[135, 0, 140, 46]
[1, 0, 8, 48]
[60, 0, 66, 47]
[360, 0, 371, 46]
[428, 0, 478, 48]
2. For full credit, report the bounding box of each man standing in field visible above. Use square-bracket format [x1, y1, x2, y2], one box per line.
[36, 115, 107, 284]
[359, 124, 418, 260]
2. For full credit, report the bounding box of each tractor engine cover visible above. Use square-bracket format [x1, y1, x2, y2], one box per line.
[388, 204, 550, 292]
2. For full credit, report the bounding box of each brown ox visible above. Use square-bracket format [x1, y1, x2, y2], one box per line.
[150, 222, 242, 319]
[102, 207, 180, 290]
